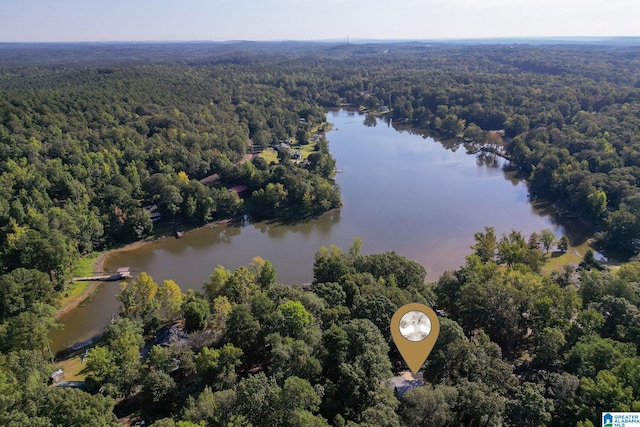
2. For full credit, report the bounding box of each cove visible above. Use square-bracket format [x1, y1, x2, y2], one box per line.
[49, 109, 582, 352]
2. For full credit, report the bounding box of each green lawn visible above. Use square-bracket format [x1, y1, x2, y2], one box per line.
[539, 239, 591, 274]
[260, 148, 279, 163]
[259, 143, 318, 164]
[62, 252, 104, 302]
[71, 252, 102, 277]
[54, 353, 89, 381]
[540, 251, 583, 275]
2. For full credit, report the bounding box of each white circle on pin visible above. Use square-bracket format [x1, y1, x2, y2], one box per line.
[399, 310, 431, 342]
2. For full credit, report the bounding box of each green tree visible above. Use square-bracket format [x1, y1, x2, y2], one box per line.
[85, 346, 116, 389]
[1, 302, 58, 354]
[604, 208, 638, 253]
[558, 235, 569, 253]
[196, 346, 220, 384]
[472, 227, 496, 263]
[325, 319, 394, 420]
[400, 384, 458, 427]
[223, 266, 258, 304]
[157, 279, 184, 322]
[455, 379, 506, 427]
[37, 387, 120, 427]
[566, 336, 636, 378]
[586, 190, 607, 221]
[90, 318, 144, 396]
[182, 292, 210, 332]
[578, 370, 635, 423]
[540, 229, 556, 254]
[533, 327, 567, 369]
[0, 268, 55, 321]
[313, 245, 351, 286]
[210, 295, 232, 333]
[507, 382, 553, 427]
[181, 386, 224, 426]
[235, 372, 282, 426]
[143, 370, 176, 410]
[205, 265, 233, 303]
[257, 260, 277, 290]
[547, 373, 581, 426]
[505, 114, 529, 137]
[225, 304, 260, 362]
[497, 230, 529, 267]
[117, 271, 159, 323]
[277, 300, 313, 338]
[584, 249, 597, 268]
[268, 335, 322, 383]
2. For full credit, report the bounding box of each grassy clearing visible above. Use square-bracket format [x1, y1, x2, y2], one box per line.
[61, 281, 90, 306]
[71, 252, 103, 277]
[54, 353, 88, 381]
[299, 143, 316, 159]
[258, 122, 330, 165]
[540, 240, 591, 274]
[61, 252, 104, 304]
[259, 143, 318, 164]
[540, 251, 583, 275]
[260, 148, 279, 163]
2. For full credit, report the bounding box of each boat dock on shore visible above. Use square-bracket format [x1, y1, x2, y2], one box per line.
[72, 267, 131, 282]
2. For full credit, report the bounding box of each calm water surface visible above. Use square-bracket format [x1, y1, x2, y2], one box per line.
[50, 110, 579, 351]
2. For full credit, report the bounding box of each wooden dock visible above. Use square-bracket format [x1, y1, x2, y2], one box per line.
[72, 267, 131, 282]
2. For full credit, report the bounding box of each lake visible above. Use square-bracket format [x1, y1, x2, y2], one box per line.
[50, 109, 582, 352]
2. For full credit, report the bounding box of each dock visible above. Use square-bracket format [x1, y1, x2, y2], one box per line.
[72, 267, 131, 282]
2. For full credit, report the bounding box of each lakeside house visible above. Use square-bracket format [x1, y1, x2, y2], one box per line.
[275, 142, 291, 151]
[144, 204, 162, 222]
[154, 325, 188, 347]
[388, 371, 424, 397]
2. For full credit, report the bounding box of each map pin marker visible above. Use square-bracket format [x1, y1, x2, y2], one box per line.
[391, 303, 440, 375]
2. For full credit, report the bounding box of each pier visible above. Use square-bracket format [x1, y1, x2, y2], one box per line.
[72, 267, 131, 282]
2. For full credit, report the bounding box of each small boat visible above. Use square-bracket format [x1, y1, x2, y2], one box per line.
[70, 339, 92, 352]
[174, 230, 184, 238]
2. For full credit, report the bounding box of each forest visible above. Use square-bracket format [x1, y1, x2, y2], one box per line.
[1, 41, 640, 426]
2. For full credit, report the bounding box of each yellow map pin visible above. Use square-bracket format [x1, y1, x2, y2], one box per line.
[390, 303, 440, 374]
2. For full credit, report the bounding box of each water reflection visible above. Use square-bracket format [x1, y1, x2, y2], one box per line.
[253, 210, 341, 238]
[363, 113, 378, 127]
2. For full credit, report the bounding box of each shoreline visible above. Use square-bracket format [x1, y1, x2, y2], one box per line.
[54, 219, 233, 319]
[53, 205, 340, 319]
[55, 239, 163, 319]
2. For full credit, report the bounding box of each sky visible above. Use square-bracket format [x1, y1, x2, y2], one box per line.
[0, 0, 638, 42]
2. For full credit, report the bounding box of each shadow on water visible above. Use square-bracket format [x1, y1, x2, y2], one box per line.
[476, 152, 501, 168]
[529, 199, 593, 247]
[251, 209, 342, 239]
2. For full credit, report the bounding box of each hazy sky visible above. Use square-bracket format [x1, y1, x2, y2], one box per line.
[1, 0, 638, 42]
